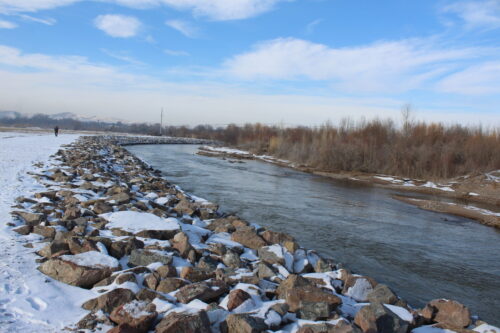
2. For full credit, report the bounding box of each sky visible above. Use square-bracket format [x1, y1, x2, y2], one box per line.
[0, 0, 499, 126]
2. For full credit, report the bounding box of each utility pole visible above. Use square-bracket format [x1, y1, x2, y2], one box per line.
[160, 107, 163, 136]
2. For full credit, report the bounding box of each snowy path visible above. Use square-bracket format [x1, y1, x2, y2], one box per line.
[0, 132, 92, 332]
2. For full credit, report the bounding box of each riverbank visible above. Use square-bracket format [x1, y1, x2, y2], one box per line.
[197, 146, 500, 229]
[3, 134, 499, 332]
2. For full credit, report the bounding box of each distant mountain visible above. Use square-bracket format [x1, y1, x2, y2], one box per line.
[0, 111, 23, 119]
[0, 111, 127, 124]
[48, 112, 127, 124]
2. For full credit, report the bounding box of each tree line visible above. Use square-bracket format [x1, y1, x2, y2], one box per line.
[2, 112, 498, 179]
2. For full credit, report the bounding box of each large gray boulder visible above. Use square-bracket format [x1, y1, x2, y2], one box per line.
[38, 251, 120, 288]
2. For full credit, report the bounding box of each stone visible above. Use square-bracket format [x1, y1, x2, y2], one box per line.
[197, 256, 219, 271]
[257, 262, 277, 280]
[109, 300, 157, 332]
[180, 267, 215, 283]
[38, 256, 118, 288]
[173, 199, 198, 216]
[155, 310, 211, 333]
[354, 303, 409, 333]
[37, 241, 70, 258]
[143, 272, 161, 290]
[315, 258, 334, 273]
[231, 229, 266, 250]
[92, 201, 113, 214]
[63, 206, 81, 220]
[297, 301, 333, 321]
[222, 250, 241, 269]
[206, 218, 235, 233]
[12, 225, 32, 235]
[277, 275, 342, 312]
[172, 232, 194, 258]
[109, 192, 131, 205]
[76, 311, 114, 330]
[109, 238, 144, 259]
[367, 284, 398, 305]
[270, 303, 289, 316]
[342, 275, 377, 302]
[107, 323, 140, 333]
[427, 299, 471, 328]
[297, 321, 362, 333]
[224, 313, 268, 333]
[156, 278, 188, 293]
[129, 249, 172, 267]
[135, 229, 178, 240]
[12, 211, 44, 226]
[33, 225, 56, 239]
[136, 288, 162, 302]
[175, 281, 228, 304]
[82, 288, 136, 314]
[156, 265, 177, 278]
[227, 289, 251, 311]
[258, 245, 286, 266]
[67, 237, 99, 254]
[261, 230, 295, 245]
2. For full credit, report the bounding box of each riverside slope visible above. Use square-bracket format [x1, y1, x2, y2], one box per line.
[3, 134, 499, 333]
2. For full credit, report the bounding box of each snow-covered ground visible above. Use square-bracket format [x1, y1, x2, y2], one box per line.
[0, 132, 94, 332]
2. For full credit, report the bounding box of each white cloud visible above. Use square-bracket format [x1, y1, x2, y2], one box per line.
[18, 14, 56, 25]
[224, 37, 486, 93]
[94, 14, 141, 38]
[165, 19, 197, 37]
[0, 0, 79, 14]
[164, 48, 190, 56]
[0, 19, 17, 28]
[101, 49, 145, 65]
[157, 0, 288, 20]
[443, 0, 500, 30]
[305, 18, 322, 34]
[0, 0, 288, 20]
[436, 61, 500, 95]
[0, 44, 498, 126]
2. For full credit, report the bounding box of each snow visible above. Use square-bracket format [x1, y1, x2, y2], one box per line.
[60, 251, 120, 269]
[411, 325, 456, 333]
[121, 300, 153, 318]
[384, 304, 413, 322]
[422, 181, 454, 192]
[473, 324, 500, 333]
[0, 132, 95, 332]
[99, 211, 181, 232]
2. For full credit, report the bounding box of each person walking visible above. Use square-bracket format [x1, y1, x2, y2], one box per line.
[54, 126, 59, 137]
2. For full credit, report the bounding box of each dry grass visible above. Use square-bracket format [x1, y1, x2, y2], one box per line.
[170, 119, 500, 180]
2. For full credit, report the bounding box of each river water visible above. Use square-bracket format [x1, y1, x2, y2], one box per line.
[127, 144, 500, 324]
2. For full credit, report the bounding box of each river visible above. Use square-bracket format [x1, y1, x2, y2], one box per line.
[127, 144, 500, 324]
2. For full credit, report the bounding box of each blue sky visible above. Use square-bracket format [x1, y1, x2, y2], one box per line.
[0, 0, 499, 126]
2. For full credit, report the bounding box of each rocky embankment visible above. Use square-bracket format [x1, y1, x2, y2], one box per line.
[8, 136, 498, 333]
[105, 135, 216, 146]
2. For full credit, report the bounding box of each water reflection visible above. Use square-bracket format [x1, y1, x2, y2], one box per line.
[127, 144, 500, 325]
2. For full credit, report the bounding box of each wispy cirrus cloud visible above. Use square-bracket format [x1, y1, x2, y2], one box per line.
[0, 0, 290, 20]
[94, 14, 141, 38]
[223, 37, 495, 94]
[443, 0, 500, 30]
[17, 14, 56, 25]
[0, 19, 17, 28]
[436, 61, 500, 95]
[165, 19, 198, 38]
[164, 48, 190, 56]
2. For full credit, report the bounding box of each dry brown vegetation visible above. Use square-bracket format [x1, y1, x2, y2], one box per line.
[166, 117, 500, 180]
